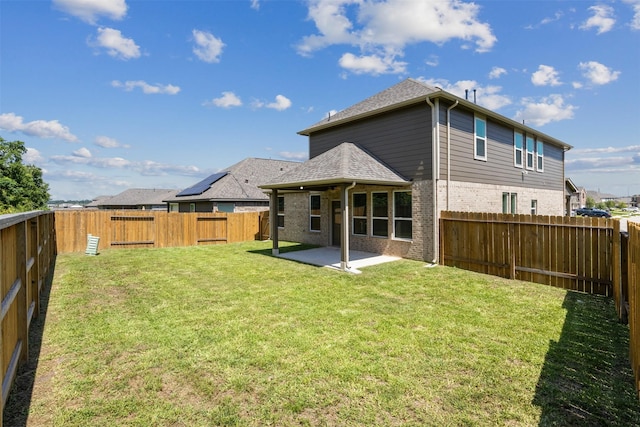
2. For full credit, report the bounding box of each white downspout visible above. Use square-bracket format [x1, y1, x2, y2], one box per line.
[426, 97, 439, 263]
[446, 100, 459, 211]
[341, 181, 357, 271]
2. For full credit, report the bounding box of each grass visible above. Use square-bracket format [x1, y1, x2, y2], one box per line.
[5, 241, 639, 426]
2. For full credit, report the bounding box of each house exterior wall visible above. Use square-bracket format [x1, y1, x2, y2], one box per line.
[437, 101, 565, 192]
[309, 104, 433, 181]
[175, 201, 269, 213]
[276, 181, 435, 262]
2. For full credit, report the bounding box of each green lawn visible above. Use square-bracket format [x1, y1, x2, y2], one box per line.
[5, 241, 639, 426]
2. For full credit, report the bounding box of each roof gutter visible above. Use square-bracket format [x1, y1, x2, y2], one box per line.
[426, 96, 439, 264]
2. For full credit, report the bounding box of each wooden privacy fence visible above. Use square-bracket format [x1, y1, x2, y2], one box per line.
[440, 212, 618, 296]
[0, 211, 56, 427]
[628, 221, 640, 398]
[55, 210, 270, 254]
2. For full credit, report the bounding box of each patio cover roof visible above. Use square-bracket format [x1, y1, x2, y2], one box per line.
[259, 142, 410, 191]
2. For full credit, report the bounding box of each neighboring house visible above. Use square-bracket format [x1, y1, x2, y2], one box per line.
[565, 179, 585, 213]
[93, 189, 178, 210]
[163, 158, 300, 213]
[260, 78, 572, 268]
[84, 195, 112, 209]
[632, 195, 639, 208]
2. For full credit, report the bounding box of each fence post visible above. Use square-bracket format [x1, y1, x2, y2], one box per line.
[509, 222, 516, 280]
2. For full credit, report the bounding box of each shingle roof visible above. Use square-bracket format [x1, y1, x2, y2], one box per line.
[99, 189, 179, 207]
[165, 158, 300, 202]
[299, 78, 439, 135]
[298, 77, 571, 150]
[260, 142, 409, 190]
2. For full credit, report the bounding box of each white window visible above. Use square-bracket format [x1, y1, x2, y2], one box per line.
[531, 199, 538, 215]
[309, 194, 321, 232]
[352, 193, 367, 235]
[536, 141, 544, 172]
[474, 115, 487, 161]
[189, 203, 195, 212]
[502, 192, 517, 214]
[514, 131, 523, 168]
[393, 191, 412, 240]
[372, 192, 388, 237]
[169, 203, 178, 212]
[277, 196, 284, 228]
[526, 135, 535, 170]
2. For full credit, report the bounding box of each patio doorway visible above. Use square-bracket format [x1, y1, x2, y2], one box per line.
[331, 200, 341, 246]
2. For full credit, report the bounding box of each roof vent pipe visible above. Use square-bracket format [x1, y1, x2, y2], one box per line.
[465, 89, 469, 100]
[473, 89, 477, 104]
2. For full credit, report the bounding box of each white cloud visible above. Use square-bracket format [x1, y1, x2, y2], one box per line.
[418, 78, 512, 111]
[338, 52, 406, 75]
[514, 94, 577, 126]
[111, 80, 180, 94]
[192, 29, 224, 63]
[531, 65, 562, 86]
[297, 0, 496, 75]
[578, 61, 621, 85]
[279, 151, 308, 161]
[53, 0, 127, 24]
[570, 144, 640, 154]
[95, 135, 129, 148]
[623, 0, 640, 30]
[250, 0, 260, 10]
[92, 27, 140, 60]
[24, 148, 45, 165]
[253, 95, 292, 111]
[526, 11, 564, 29]
[488, 66, 507, 79]
[425, 55, 439, 67]
[0, 112, 79, 142]
[580, 4, 615, 34]
[205, 91, 243, 108]
[73, 147, 92, 158]
[49, 153, 201, 176]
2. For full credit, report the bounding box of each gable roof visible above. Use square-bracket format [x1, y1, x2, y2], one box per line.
[98, 188, 179, 207]
[165, 158, 300, 202]
[260, 142, 409, 190]
[299, 78, 571, 151]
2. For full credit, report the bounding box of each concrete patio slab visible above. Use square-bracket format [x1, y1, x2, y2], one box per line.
[277, 246, 400, 274]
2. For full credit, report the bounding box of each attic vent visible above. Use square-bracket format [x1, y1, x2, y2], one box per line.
[244, 179, 249, 183]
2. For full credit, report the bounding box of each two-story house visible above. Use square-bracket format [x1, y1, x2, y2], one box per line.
[260, 78, 572, 268]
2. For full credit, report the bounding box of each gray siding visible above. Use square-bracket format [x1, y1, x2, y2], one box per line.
[309, 104, 433, 181]
[440, 103, 565, 191]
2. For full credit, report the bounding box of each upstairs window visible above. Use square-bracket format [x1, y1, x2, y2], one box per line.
[309, 194, 321, 232]
[526, 135, 535, 170]
[277, 196, 284, 228]
[514, 131, 523, 168]
[536, 141, 544, 172]
[352, 193, 367, 235]
[393, 191, 412, 240]
[372, 192, 389, 238]
[474, 116, 487, 161]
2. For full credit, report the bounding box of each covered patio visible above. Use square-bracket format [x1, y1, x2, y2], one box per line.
[259, 142, 410, 272]
[277, 246, 400, 274]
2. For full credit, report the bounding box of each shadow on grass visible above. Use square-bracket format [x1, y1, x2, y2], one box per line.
[533, 291, 640, 426]
[248, 242, 319, 257]
[3, 258, 56, 427]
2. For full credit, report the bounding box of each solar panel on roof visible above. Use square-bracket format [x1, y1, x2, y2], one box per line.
[176, 172, 228, 197]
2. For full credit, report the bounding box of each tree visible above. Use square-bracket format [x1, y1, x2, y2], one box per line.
[0, 137, 50, 214]
[586, 196, 595, 208]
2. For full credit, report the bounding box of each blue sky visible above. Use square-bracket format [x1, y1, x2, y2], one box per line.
[1, 0, 639, 200]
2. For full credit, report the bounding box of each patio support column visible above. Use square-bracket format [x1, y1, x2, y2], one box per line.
[270, 189, 279, 255]
[341, 182, 356, 270]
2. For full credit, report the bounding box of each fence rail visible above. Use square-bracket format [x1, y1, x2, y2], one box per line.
[54, 210, 269, 254]
[0, 211, 56, 427]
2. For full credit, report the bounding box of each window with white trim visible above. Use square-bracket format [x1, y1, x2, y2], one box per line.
[189, 203, 195, 212]
[169, 203, 178, 212]
[474, 115, 487, 161]
[372, 192, 388, 237]
[352, 193, 367, 235]
[536, 141, 544, 172]
[526, 135, 535, 170]
[393, 191, 412, 240]
[531, 199, 538, 215]
[277, 196, 284, 228]
[514, 131, 523, 168]
[502, 192, 517, 214]
[309, 194, 321, 232]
